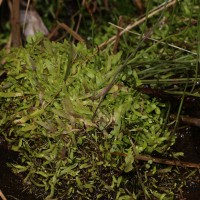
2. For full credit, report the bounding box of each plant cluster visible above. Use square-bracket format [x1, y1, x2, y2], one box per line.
[0, 0, 199, 199]
[0, 35, 175, 199]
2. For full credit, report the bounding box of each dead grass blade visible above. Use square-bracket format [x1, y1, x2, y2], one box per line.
[58, 22, 85, 43]
[98, 0, 177, 49]
[109, 22, 197, 55]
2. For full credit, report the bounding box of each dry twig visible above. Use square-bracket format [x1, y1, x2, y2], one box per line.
[98, 0, 177, 49]
[10, 0, 21, 47]
[58, 22, 85, 43]
[112, 16, 123, 54]
[170, 114, 200, 128]
[0, 190, 7, 200]
[112, 152, 200, 169]
[109, 22, 197, 55]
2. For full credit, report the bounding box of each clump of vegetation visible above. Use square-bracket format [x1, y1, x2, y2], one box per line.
[0, 34, 175, 199]
[0, 0, 200, 199]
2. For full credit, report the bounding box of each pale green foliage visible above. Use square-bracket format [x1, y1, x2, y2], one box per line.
[0, 36, 174, 199]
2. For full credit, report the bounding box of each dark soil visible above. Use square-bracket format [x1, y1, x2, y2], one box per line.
[0, 126, 200, 200]
[0, 142, 43, 200]
[173, 127, 200, 200]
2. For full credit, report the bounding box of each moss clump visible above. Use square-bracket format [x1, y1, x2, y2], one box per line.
[0, 35, 174, 199]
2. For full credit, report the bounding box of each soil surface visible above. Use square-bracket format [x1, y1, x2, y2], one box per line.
[0, 143, 43, 200]
[0, 126, 200, 200]
[173, 127, 200, 200]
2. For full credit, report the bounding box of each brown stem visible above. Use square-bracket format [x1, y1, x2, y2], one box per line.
[170, 114, 200, 128]
[98, 0, 177, 49]
[112, 16, 123, 54]
[58, 22, 85, 43]
[111, 152, 200, 169]
[11, 0, 21, 47]
[0, 190, 7, 200]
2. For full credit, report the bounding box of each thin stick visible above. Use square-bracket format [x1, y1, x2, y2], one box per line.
[10, 0, 21, 47]
[136, 154, 200, 168]
[112, 16, 123, 54]
[58, 22, 85, 43]
[98, 0, 177, 49]
[109, 22, 197, 55]
[48, 24, 59, 39]
[170, 114, 200, 128]
[0, 190, 7, 200]
[111, 152, 200, 169]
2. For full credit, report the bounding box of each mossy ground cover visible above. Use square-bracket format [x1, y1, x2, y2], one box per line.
[0, 35, 175, 199]
[0, 0, 200, 199]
